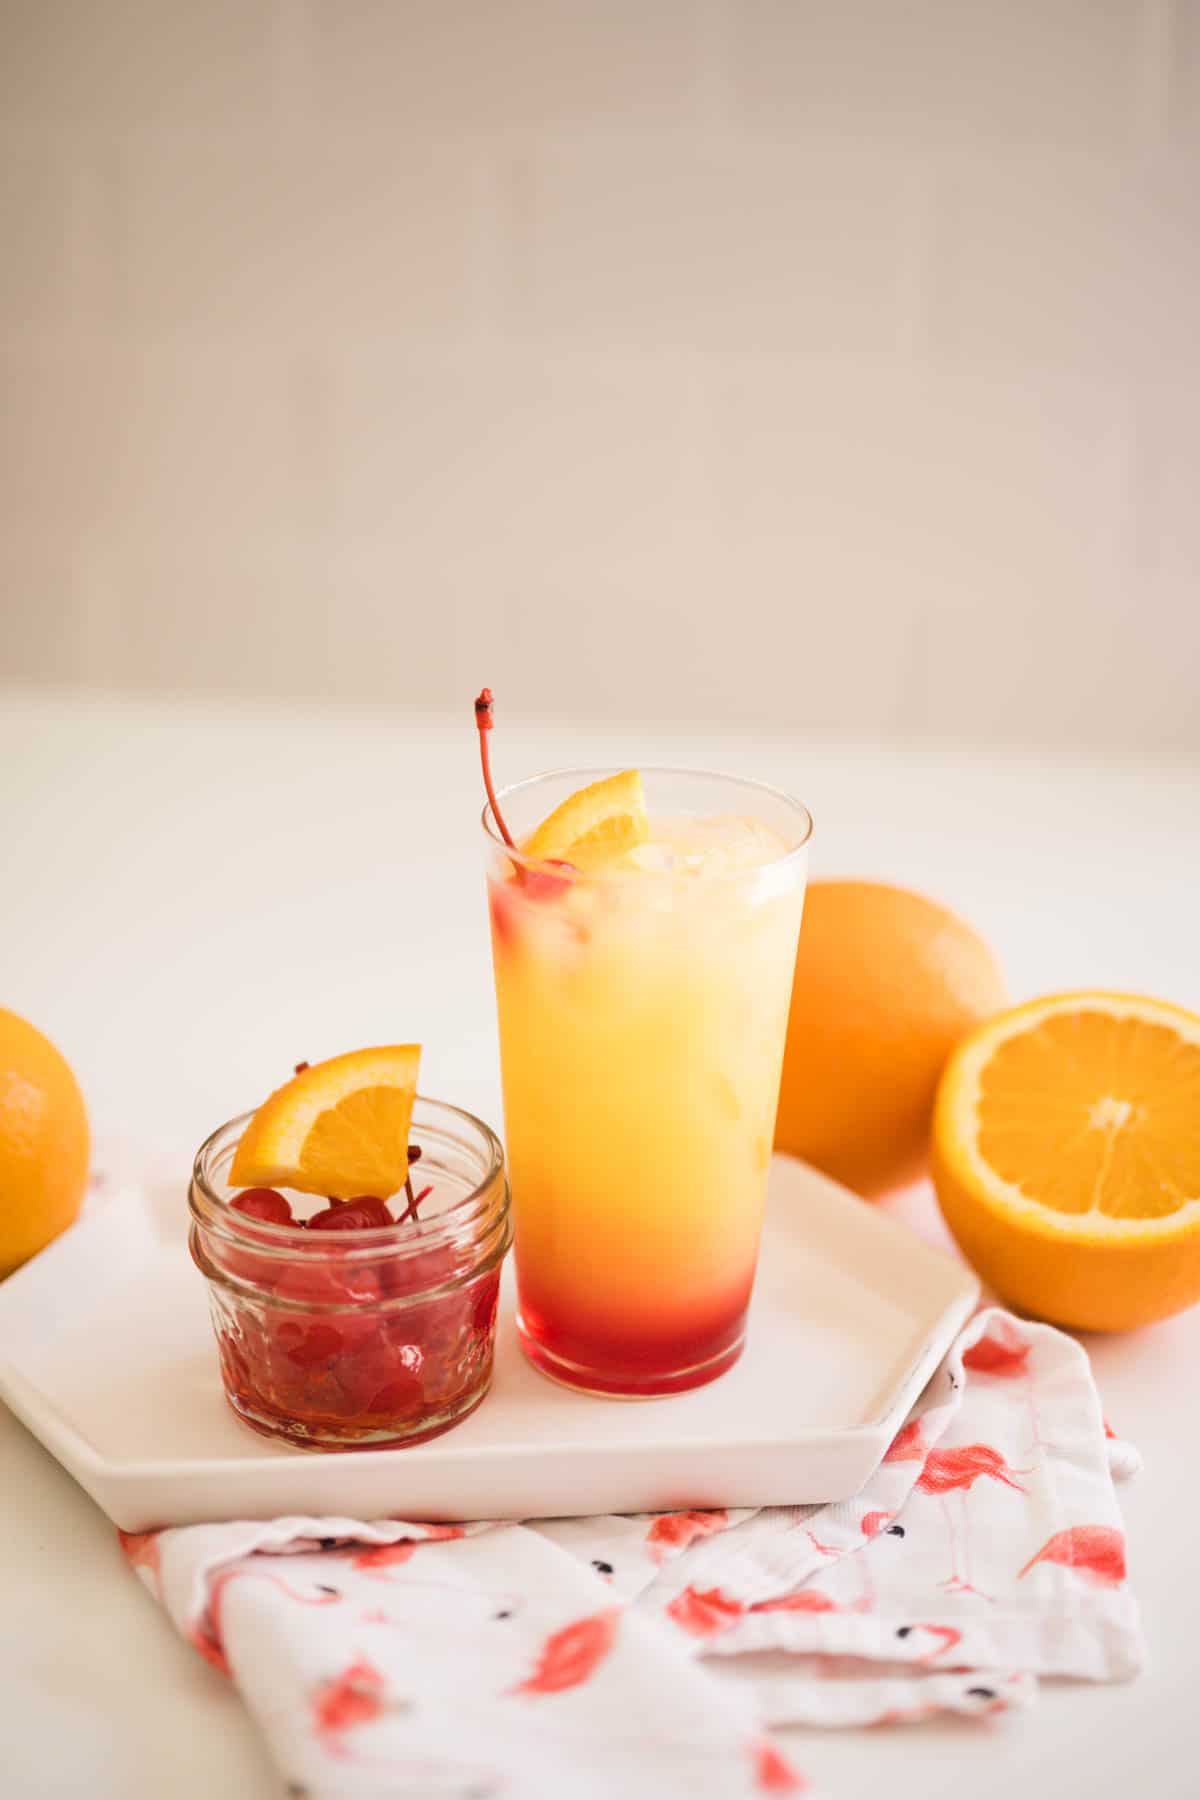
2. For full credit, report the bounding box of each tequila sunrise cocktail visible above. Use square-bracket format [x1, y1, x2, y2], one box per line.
[478, 723, 810, 1397]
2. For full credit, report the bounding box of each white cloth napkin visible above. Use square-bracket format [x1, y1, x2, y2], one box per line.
[120, 1308, 1142, 1798]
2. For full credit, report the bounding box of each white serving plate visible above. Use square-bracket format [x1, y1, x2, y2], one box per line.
[0, 1158, 977, 1531]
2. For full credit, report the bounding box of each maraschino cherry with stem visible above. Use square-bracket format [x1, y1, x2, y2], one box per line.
[475, 688, 515, 848]
[475, 687, 575, 899]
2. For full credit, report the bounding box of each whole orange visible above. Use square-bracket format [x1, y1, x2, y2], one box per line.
[774, 881, 1006, 1198]
[0, 1009, 90, 1278]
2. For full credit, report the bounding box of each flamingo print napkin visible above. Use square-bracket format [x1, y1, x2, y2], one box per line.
[119, 1308, 1142, 1798]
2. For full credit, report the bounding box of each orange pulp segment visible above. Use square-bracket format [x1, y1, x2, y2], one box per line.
[945, 993, 1200, 1225]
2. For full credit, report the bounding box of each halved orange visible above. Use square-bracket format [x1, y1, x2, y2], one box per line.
[932, 992, 1200, 1330]
[522, 770, 648, 871]
[228, 1046, 420, 1201]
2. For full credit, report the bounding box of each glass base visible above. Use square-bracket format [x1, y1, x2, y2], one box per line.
[223, 1377, 491, 1452]
[516, 1312, 745, 1398]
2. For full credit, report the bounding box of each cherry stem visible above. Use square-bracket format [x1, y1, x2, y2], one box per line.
[475, 688, 516, 849]
[399, 1183, 433, 1224]
[402, 1142, 422, 1214]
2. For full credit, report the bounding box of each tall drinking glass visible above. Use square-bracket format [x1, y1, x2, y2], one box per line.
[483, 768, 811, 1397]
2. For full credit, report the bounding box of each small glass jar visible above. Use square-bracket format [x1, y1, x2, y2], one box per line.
[189, 1096, 510, 1451]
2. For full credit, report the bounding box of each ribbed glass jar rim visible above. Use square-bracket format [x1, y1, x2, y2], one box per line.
[481, 764, 813, 884]
[189, 1095, 509, 1302]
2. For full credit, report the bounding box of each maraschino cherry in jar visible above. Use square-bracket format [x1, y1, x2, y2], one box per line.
[188, 1053, 511, 1451]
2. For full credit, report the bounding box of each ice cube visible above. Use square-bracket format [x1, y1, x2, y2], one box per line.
[640, 814, 789, 877]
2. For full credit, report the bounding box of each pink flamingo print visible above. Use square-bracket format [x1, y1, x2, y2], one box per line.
[873, 1702, 939, 1727]
[859, 1507, 906, 1601]
[751, 1574, 881, 1620]
[883, 1418, 926, 1463]
[190, 1567, 341, 1677]
[918, 1444, 1027, 1495]
[917, 1443, 1029, 1599]
[666, 1586, 746, 1638]
[189, 1623, 232, 1678]
[753, 1738, 809, 1792]
[1018, 1525, 1126, 1587]
[963, 1319, 1030, 1378]
[313, 1655, 387, 1758]
[352, 1526, 466, 1578]
[963, 1319, 1046, 1457]
[509, 1607, 621, 1695]
[645, 1509, 728, 1563]
[117, 1529, 162, 1593]
[749, 1588, 837, 1615]
[803, 1525, 844, 1558]
[896, 1622, 964, 1664]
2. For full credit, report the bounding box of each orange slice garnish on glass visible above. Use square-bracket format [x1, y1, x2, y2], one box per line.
[228, 1046, 420, 1200]
[523, 770, 649, 872]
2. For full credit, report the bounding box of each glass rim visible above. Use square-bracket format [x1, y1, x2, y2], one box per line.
[189, 1093, 507, 1252]
[480, 764, 814, 879]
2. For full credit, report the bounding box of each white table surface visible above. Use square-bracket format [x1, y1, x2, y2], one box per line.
[2, 686, 1198, 1799]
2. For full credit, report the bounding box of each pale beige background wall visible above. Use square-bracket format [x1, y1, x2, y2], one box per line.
[2, 1, 1197, 747]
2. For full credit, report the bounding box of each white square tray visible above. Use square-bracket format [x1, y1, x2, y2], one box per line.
[0, 1157, 977, 1531]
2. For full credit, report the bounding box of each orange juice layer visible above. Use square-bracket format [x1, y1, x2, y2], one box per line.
[490, 814, 804, 1395]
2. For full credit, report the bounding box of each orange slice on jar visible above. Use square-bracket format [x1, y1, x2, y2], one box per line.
[228, 1046, 420, 1201]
